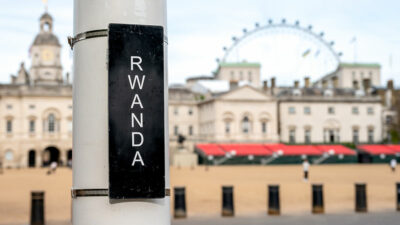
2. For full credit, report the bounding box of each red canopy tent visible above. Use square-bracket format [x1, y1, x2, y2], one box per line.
[196, 144, 226, 156]
[357, 145, 396, 155]
[386, 145, 400, 153]
[316, 145, 356, 155]
[218, 144, 272, 156]
[265, 144, 322, 156]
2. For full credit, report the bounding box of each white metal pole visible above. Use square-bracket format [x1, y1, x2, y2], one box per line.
[72, 1, 169, 224]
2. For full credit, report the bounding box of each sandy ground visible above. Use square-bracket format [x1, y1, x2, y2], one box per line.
[0, 165, 399, 224]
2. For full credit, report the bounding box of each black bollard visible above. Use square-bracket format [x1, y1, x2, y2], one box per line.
[312, 184, 324, 214]
[174, 187, 187, 218]
[396, 183, 400, 211]
[222, 186, 234, 217]
[31, 191, 45, 225]
[268, 185, 280, 215]
[355, 183, 367, 212]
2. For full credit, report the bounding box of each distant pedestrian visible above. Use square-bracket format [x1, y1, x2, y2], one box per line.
[303, 159, 310, 182]
[390, 158, 397, 172]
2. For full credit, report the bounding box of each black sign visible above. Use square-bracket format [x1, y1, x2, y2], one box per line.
[108, 24, 165, 199]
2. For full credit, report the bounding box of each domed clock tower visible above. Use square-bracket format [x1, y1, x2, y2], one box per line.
[29, 12, 63, 85]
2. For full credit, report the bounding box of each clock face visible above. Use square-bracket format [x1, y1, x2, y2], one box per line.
[41, 49, 54, 62]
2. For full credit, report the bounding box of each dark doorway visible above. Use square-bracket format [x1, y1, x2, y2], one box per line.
[42, 146, 60, 167]
[28, 150, 36, 167]
[358, 152, 372, 163]
[67, 150, 72, 167]
[329, 130, 335, 143]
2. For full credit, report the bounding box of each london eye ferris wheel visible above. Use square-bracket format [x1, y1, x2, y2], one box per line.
[217, 18, 343, 85]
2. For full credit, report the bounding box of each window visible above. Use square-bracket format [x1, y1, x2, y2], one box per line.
[174, 107, 178, 115]
[328, 107, 335, 114]
[248, 71, 252, 82]
[68, 105, 73, 109]
[188, 108, 193, 115]
[239, 71, 243, 80]
[368, 128, 374, 143]
[188, 125, 193, 136]
[261, 121, 267, 134]
[174, 125, 179, 136]
[6, 104, 12, 109]
[353, 129, 359, 144]
[225, 122, 230, 134]
[386, 115, 393, 125]
[242, 116, 250, 133]
[6, 120, 12, 133]
[352, 107, 359, 115]
[289, 129, 296, 144]
[304, 129, 311, 144]
[29, 120, 35, 133]
[48, 114, 55, 133]
[304, 107, 311, 115]
[29, 104, 35, 109]
[288, 107, 296, 114]
[367, 107, 374, 115]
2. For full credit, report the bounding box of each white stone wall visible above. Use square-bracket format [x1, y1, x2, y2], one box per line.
[280, 101, 382, 143]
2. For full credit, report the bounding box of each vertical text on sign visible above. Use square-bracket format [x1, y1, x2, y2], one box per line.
[129, 56, 145, 166]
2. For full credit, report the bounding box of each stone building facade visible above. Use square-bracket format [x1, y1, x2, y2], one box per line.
[0, 12, 72, 168]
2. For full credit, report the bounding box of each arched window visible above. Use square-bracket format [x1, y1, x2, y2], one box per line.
[242, 116, 251, 133]
[48, 114, 55, 132]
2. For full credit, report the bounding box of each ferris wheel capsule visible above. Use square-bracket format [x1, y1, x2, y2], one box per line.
[320, 32, 324, 37]
[308, 25, 313, 30]
[281, 18, 286, 24]
[255, 22, 260, 28]
[295, 20, 300, 26]
[268, 19, 273, 24]
[243, 28, 247, 33]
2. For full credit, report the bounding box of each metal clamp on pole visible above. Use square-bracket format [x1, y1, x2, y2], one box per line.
[68, 29, 108, 50]
[68, 29, 168, 50]
[71, 188, 171, 198]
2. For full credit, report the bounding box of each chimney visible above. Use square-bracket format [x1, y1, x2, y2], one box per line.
[387, 80, 394, 90]
[322, 80, 328, 89]
[66, 72, 70, 84]
[362, 78, 371, 93]
[294, 80, 299, 88]
[263, 80, 268, 92]
[304, 77, 310, 88]
[229, 81, 238, 90]
[270, 77, 276, 95]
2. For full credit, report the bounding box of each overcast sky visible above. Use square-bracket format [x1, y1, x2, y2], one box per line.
[0, 0, 399, 86]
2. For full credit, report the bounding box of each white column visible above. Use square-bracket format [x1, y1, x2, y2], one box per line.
[72, 1, 169, 224]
